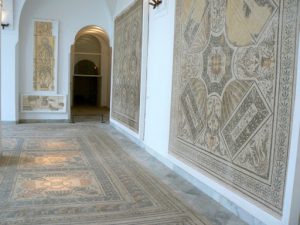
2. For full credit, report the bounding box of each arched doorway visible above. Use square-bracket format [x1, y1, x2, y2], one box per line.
[70, 26, 111, 122]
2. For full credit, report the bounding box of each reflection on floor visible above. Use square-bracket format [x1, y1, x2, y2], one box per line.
[71, 105, 110, 123]
[0, 123, 249, 225]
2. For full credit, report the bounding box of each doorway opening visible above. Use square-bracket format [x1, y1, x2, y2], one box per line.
[70, 26, 111, 123]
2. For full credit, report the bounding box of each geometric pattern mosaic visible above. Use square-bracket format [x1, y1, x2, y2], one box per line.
[111, 0, 143, 132]
[0, 124, 207, 224]
[169, 0, 299, 215]
[12, 170, 104, 200]
[22, 138, 80, 151]
[34, 21, 56, 91]
[18, 151, 89, 170]
[0, 138, 20, 151]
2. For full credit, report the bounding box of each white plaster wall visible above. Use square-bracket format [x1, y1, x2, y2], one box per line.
[0, 0, 25, 122]
[2, 0, 13, 30]
[113, 0, 135, 18]
[106, 0, 116, 18]
[144, 0, 175, 156]
[18, 0, 112, 120]
[1, 32, 18, 121]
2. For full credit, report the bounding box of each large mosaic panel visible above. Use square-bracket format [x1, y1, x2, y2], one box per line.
[33, 21, 56, 91]
[169, 0, 299, 214]
[111, 0, 143, 132]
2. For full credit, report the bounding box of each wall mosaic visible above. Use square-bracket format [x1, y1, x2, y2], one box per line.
[111, 0, 143, 132]
[33, 21, 56, 91]
[169, 0, 299, 214]
[22, 95, 66, 113]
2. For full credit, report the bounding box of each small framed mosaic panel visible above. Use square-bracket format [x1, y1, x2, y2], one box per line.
[21, 94, 67, 113]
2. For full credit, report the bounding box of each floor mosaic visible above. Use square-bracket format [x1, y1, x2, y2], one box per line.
[12, 170, 104, 200]
[0, 138, 20, 151]
[0, 123, 209, 225]
[18, 151, 89, 170]
[22, 138, 81, 151]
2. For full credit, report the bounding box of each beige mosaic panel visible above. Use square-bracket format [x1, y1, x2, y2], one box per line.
[22, 95, 65, 112]
[169, 0, 299, 215]
[34, 21, 55, 91]
[111, 0, 143, 133]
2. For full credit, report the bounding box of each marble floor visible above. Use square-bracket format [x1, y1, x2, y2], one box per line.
[71, 106, 110, 123]
[0, 122, 248, 225]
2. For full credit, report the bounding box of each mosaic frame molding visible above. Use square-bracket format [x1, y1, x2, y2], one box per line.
[111, 0, 143, 133]
[169, 0, 300, 215]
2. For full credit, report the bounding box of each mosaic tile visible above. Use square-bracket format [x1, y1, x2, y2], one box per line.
[0, 138, 19, 151]
[23, 138, 81, 151]
[18, 151, 89, 170]
[12, 170, 104, 200]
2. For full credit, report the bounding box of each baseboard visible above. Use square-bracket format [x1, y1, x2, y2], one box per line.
[0, 121, 18, 125]
[110, 119, 143, 146]
[18, 119, 72, 124]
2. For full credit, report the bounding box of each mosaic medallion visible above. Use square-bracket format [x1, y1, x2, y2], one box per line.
[202, 33, 234, 96]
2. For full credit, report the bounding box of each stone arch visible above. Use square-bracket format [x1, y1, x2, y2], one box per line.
[70, 25, 112, 112]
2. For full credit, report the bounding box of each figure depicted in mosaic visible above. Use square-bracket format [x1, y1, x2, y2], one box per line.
[111, 0, 143, 132]
[34, 21, 55, 91]
[22, 95, 65, 112]
[169, 0, 299, 214]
